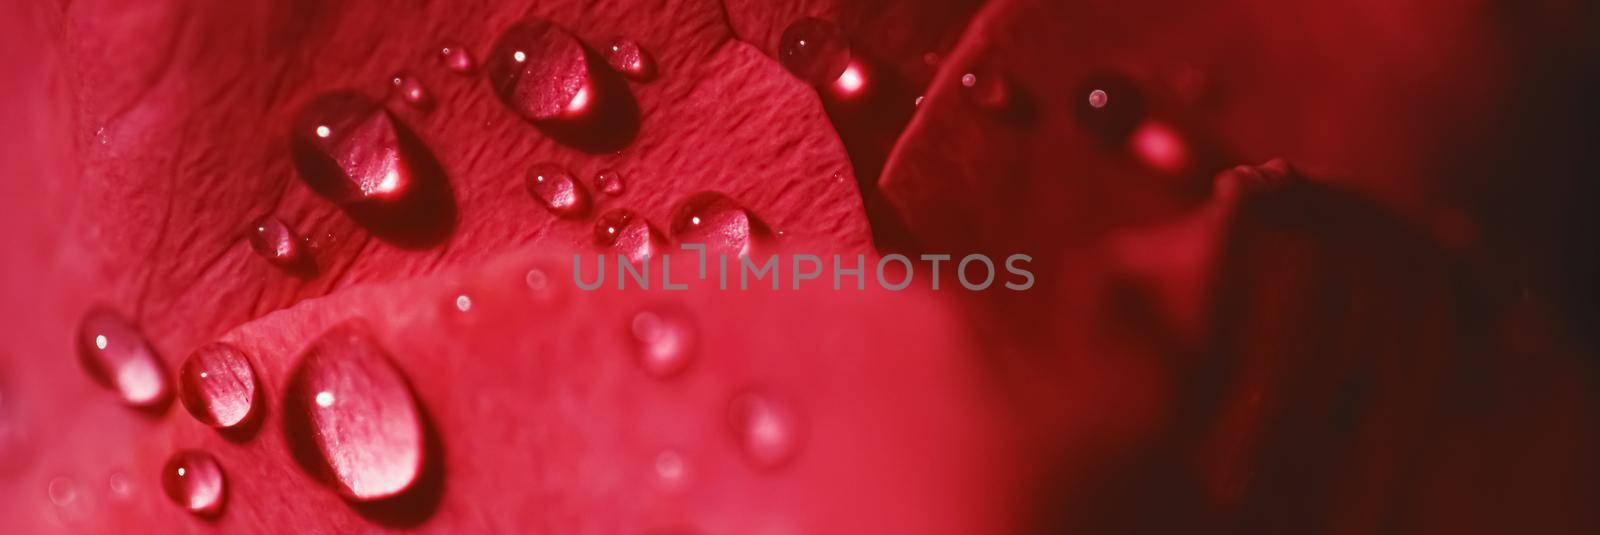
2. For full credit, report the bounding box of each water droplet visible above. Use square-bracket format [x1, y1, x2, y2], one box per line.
[107, 471, 133, 500]
[76, 308, 170, 408]
[1073, 75, 1145, 142]
[914, 95, 924, 107]
[525, 268, 550, 291]
[285, 325, 424, 501]
[47, 477, 77, 506]
[454, 294, 473, 312]
[779, 18, 851, 86]
[605, 38, 656, 82]
[389, 73, 432, 109]
[178, 342, 258, 429]
[728, 392, 802, 468]
[161, 450, 225, 516]
[832, 172, 845, 183]
[960, 68, 1010, 110]
[628, 307, 696, 378]
[526, 163, 591, 218]
[594, 169, 625, 196]
[248, 216, 307, 269]
[485, 19, 596, 122]
[288, 92, 414, 204]
[439, 43, 476, 74]
[594, 209, 665, 262]
[670, 192, 758, 256]
[655, 449, 686, 483]
[1088, 89, 1108, 109]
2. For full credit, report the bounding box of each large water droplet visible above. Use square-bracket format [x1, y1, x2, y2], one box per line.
[728, 392, 802, 468]
[76, 308, 170, 408]
[526, 163, 590, 218]
[248, 216, 308, 270]
[628, 307, 696, 378]
[439, 43, 476, 74]
[779, 18, 851, 86]
[178, 342, 257, 429]
[161, 450, 225, 516]
[605, 38, 656, 82]
[485, 19, 596, 122]
[670, 192, 760, 256]
[594, 169, 626, 196]
[595, 209, 664, 262]
[389, 73, 432, 109]
[47, 476, 77, 506]
[288, 92, 414, 204]
[285, 324, 424, 501]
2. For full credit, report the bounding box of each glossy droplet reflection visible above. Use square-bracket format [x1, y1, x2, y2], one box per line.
[288, 92, 413, 204]
[595, 169, 625, 196]
[1088, 89, 1108, 109]
[485, 19, 595, 121]
[76, 308, 170, 408]
[248, 216, 307, 269]
[390, 73, 432, 108]
[960, 69, 1010, 110]
[728, 392, 802, 468]
[527, 163, 590, 218]
[161, 450, 225, 516]
[605, 38, 656, 82]
[440, 43, 476, 74]
[285, 325, 424, 501]
[670, 192, 758, 256]
[1074, 75, 1145, 142]
[629, 307, 696, 378]
[595, 209, 663, 262]
[178, 342, 257, 429]
[779, 18, 851, 86]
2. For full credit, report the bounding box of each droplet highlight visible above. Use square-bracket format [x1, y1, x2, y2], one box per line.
[670, 192, 759, 256]
[960, 68, 1010, 110]
[485, 19, 596, 122]
[594, 209, 664, 262]
[288, 92, 414, 204]
[728, 392, 802, 468]
[161, 450, 226, 516]
[628, 307, 696, 378]
[605, 38, 657, 82]
[178, 342, 258, 429]
[594, 169, 625, 196]
[284, 324, 424, 501]
[248, 216, 307, 269]
[440, 43, 476, 74]
[390, 73, 432, 109]
[779, 18, 851, 86]
[527, 163, 591, 218]
[76, 308, 170, 408]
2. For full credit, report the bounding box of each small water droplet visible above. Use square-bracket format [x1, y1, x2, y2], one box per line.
[485, 19, 596, 121]
[595, 209, 665, 262]
[389, 73, 432, 109]
[655, 449, 686, 483]
[76, 308, 170, 408]
[832, 172, 845, 183]
[107, 471, 133, 500]
[454, 294, 473, 312]
[914, 95, 924, 107]
[594, 169, 626, 196]
[628, 307, 696, 378]
[285, 324, 424, 501]
[605, 38, 657, 82]
[1088, 89, 1108, 109]
[1074, 75, 1145, 142]
[525, 268, 550, 291]
[670, 192, 758, 256]
[161, 450, 225, 516]
[178, 342, 258, 429]
[960, 68, 1010, 110]
[526, 163, 591, 218]
[728, 392, 802, 468]
[47, 477, 77, 506]
[440, 43, 476, 74]
[248, 216, 307, 269]
[289, 92, 415, 204]
[779, 18, 851, 86]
